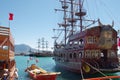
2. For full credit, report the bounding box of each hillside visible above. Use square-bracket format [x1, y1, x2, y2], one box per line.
[15, 44, 36, 54]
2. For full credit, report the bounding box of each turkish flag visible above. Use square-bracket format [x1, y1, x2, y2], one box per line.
[9, 13, 13, 20]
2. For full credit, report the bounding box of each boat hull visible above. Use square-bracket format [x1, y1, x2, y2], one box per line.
[28, 72, 58, 80]
[54, 58, 120, 74]
[55, 60, 82, 73]
[26, 64, 60, 80]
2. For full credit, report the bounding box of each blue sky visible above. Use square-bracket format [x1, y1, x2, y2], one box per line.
[0, 0, 120, 50]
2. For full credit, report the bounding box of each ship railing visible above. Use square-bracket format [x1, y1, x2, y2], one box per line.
[0, 26, 14, 48]
[0, 26, 9, 36]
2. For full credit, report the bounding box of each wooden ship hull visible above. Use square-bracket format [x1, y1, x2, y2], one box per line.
[53, 0, 120, 74]
[0, 26, 18, 80]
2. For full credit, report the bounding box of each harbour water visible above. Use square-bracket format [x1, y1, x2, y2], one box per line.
[15, 56, 120, 80]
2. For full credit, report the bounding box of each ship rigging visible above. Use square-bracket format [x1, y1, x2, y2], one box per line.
[54, 0, 99, 46]
[53, 0, 120, 74]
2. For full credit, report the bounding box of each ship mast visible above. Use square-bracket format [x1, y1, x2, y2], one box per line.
[54, 0, 88, 45]
[37, 38, 41, 53]
[75, 0, 86, 32]
[70, 0, 74, 35]
[79, 0, 83, 32]
[62, 0, 68, 45]
[55, 0, 69, 45]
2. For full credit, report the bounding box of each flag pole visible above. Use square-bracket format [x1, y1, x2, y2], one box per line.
[8, 13, 13, 73]
[8, 13, 13, 28]
[9, 20, 10, 28]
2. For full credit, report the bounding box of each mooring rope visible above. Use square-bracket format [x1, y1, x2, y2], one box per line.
[81, 60, 112, 80]
[80, 64, 84, 79]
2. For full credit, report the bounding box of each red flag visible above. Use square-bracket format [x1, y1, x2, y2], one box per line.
[117, 38, 120, 47]
[9, 13, 13, 20]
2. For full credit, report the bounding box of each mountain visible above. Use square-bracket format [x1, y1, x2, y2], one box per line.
[14, 44, 53, 56]
[15, 44, 36, 54]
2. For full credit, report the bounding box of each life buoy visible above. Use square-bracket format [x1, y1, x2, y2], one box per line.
[82, 64, 90, 73]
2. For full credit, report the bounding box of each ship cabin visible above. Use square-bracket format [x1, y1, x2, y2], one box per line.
[84, 25, 119, 69]
[0, 26, 16, 80]
[54, 24, 119, 69]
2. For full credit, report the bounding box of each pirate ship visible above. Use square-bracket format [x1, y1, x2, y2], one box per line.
[0, 26, 18, 79]
[53, 0, 120, 74]
[29, 38, 53, 57]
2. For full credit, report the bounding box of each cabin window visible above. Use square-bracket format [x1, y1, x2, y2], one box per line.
[69, 41, 73, 45]
[69, 53, 72, 58]
[89, 51, 91, 58]
[95, 50, 99, 58]
[93, 37, 97, 43]
[73, 53, 76, 58]
[87, 37, 93, 44]
[111, 51, 116, 57]
[91, 50, 98, 58]
[85, 51, 87, 58]
[85, 50, 91, 58]
[108, 50, 116, 58]
[60, 53, 62, 57]
[74, 41, 78, 45]
[79, 52, 82, 58]
[104, 31, 112, 38]
[91, 50, 94, 58]
[79, 39, 83, 45]
[3, 46, 8, 50]
[87, 36, 97, 44]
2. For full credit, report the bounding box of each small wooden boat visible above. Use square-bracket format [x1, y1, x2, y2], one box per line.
[25, 64, 61, 80]
[83, 75, 120, 80]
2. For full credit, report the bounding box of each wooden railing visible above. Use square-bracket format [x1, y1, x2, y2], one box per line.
[0, 26, 9, 36]
[0, 26, 14, 47]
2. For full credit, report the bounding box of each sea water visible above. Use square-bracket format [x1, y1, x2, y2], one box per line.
[15, 56, 120, 80]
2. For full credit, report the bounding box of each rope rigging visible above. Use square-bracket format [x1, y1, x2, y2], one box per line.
[80, 60, 112, 80]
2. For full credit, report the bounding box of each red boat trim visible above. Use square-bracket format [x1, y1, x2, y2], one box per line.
[84, 76, 120, 80]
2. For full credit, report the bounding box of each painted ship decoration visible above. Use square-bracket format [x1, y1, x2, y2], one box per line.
[53, 0, 120, 74]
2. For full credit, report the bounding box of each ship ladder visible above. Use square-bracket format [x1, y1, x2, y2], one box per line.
[81, 60, 112, 80]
